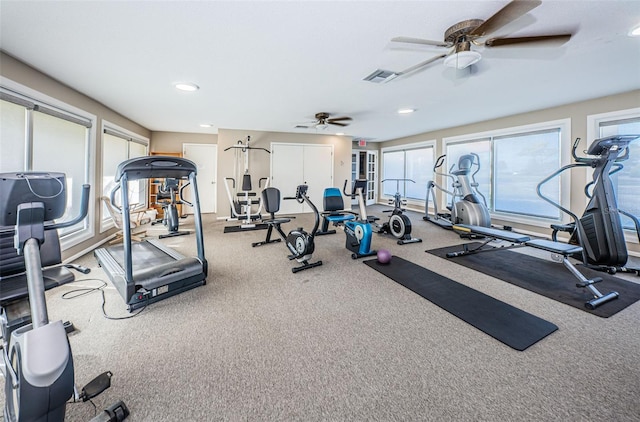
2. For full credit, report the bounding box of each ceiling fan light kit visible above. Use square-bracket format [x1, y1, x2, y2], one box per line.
[389, 0, 571, 78]
[443, 51, 482, 69]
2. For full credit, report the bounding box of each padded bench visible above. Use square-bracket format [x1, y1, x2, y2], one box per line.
[448, 224, 619, 310]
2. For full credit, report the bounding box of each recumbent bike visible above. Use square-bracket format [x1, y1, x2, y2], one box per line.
[252, 184, 322, 273]
[0, 172, 128, 422]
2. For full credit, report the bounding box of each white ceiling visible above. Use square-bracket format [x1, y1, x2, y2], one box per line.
[1, 1, 639, 142]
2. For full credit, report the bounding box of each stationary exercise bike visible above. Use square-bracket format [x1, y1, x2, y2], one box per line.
[152, 178, 190, 239]
[370, 179, 422, 245]
[537, 135, 640, 275]
[253, 184, 322, 273]
[424, 153, 491, 230]
[343, 179, 377, 259]
[0, 172, 128, 422]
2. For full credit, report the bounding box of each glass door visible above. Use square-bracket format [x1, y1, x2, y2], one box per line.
[366, 151, 378, 206]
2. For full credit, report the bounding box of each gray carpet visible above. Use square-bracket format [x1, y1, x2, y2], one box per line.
[4, 207, 640, 421]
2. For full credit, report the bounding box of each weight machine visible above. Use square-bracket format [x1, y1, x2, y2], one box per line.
[223, 136, 270, 229]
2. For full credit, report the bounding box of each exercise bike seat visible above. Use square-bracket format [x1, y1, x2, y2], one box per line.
[322, 188, 356, 222]
[0, 228, 74, 306]
[261, 187, 291, 225]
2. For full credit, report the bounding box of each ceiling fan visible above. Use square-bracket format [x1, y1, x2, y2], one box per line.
[295, 112, 352, 130]
[390, 0, 572, 77]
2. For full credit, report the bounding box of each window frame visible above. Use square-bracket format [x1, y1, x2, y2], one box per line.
[380, 140, 436, 206]
[1, 78, 97, 250]
[100, 120, 149, 233]
[587, 107, 640, 244]
[442, 118, 572, 227]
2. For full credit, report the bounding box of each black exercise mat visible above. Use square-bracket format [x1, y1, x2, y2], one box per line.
[426, 243, 640, 318]
[364, 256, 557, 351]
[223, 224, 268, 233]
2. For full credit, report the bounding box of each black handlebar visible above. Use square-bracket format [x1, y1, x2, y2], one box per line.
[47, 184, 91, 230]
[434, 154, 446, 170]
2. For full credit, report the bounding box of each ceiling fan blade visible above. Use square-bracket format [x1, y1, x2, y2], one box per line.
[391, 36, 451, 48]
[398, 53, 448, 76]
[328, 121, 349, 127]
[327, 116, 352, 122]
[485, 33, 571, 47]
[468, 0, 542, 38]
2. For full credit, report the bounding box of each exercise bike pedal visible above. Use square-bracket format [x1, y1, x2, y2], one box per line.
[80, 371, 113, 401]
[63, 320, 76, 334]
[576, 277, 603, 288]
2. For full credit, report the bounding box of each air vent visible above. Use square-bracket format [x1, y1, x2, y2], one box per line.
[363, 69, 399, 83]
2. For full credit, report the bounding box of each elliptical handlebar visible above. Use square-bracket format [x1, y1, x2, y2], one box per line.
[433, 154, 446, 170]
[572, 136, 637, 164]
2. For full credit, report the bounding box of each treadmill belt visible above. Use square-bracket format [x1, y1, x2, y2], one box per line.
[106, 242, 174, 273]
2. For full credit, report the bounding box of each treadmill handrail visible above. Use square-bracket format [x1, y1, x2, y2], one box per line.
[114, 157, 206, 291]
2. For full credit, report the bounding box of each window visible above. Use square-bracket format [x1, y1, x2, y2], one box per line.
[493, 129, 561, 219]
[444, 139, 491, 208]
[1, 85, 95, 248]
[101, 123, 149, 231]
[381, 142, 435, 202]
[442, 119, 570, 223]
[588, 108, 640, 232]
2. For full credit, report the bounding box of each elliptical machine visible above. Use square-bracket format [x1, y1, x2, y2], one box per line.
[343, 179, 377, 259]
[152, 178, 190, 238]
[424, 153, 491, 230]
[370, 179, 421, 245]
[537, 135, 640, 275]
[253, 185, 322, 273]
[0, 172, 127, 421]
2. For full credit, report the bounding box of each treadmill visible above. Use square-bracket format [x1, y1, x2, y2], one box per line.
[94, 156, 207, 311]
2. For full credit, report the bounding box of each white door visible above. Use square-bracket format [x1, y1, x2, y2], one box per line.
[182, 143, 217, 213]
[366, 151, 378, 206]
[302, 145, 333, 213]
[271, 143, 333, 214]
[271, 144, 305, 214]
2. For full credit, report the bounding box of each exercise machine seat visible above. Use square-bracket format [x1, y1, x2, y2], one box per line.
[0, 228, 74, 306]
[261, 187, 291, 225]
[322, 188, 356, 222]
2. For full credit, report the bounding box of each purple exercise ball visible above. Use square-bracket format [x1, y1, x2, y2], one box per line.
[377, 249, 392, 264]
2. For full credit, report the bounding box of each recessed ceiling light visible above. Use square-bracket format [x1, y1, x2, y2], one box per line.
[630, 23, 640, 37]
[200, 123, 213, 128]
[174, 82, 199, 92]
[336, 132, 345, 136]
[398, 108, 415, 114]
